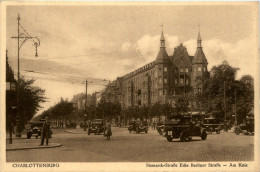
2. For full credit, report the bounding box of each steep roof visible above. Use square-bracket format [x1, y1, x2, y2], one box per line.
[193, 48, 207, 64]
[155, 47, 170, 64]
[172, 43, 192, 67]
[192, 31, 208, 64]
[155, 30, 171, 64]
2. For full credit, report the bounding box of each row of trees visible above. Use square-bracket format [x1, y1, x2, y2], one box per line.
[33, 98, 74, 127]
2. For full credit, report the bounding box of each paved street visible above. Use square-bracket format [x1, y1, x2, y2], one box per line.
[6, 127, 254, 162]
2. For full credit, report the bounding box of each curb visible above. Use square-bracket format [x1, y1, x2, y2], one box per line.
[6, 143, 62, 151]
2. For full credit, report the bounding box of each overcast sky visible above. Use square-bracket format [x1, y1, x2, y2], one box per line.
[5, 3, 258, 115]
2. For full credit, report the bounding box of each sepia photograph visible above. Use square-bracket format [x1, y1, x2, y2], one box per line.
[0, 1, 259, 171]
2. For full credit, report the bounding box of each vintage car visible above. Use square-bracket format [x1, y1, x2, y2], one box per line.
[88, 119, 105, 135]
[202, 117, 222, 134]
[165, 115, 207, 142]
[128, 121, 148, 133]
[128, 121, 137, 133]
[26, 120, 52, 139]
[234, 116, 254, 135]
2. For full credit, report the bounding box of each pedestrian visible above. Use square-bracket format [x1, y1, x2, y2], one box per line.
[25, 123, 31, 138]
[105, 119, 112, 140]
[40, 117, 51, 146]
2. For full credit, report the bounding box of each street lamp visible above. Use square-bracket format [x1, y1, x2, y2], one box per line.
[11, 14, 40, 137]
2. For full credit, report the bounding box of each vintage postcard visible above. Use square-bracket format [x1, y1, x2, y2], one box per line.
[0, 1, 259, 172]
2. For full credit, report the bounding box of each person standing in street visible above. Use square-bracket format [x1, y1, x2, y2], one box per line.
[40, 116, 51, 146]
[105, 119, 112, 140]
[153, 121, 156, 130]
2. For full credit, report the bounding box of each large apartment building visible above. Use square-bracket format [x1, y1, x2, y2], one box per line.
[103, 29, 209, 110]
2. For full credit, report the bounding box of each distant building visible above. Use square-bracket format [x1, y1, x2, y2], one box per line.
[101, 78, 122, 104]
[104, 29, 209, 110]
[71, 93, 94, 110]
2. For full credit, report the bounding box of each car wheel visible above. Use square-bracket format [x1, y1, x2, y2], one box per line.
[88, 130, 90, 135]
[145, 129, 148, 133]
[188, 137, 192, 141]
[36, 135, 38, 139]
[201, 130, 207, 140]
[216, 130, 220, 134]
[136, 128, 139, 133]
[98, 129, 100, 135]
[167, 136, 173, 142]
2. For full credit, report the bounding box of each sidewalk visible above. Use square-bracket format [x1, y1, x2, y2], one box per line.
[6, 138, 62, 151]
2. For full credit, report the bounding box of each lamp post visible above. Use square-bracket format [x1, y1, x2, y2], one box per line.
[11, 14, 40, 137]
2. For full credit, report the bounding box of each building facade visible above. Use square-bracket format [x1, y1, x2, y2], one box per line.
[104, 30, 209, 110]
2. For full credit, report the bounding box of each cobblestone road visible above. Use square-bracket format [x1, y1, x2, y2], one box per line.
[6, 127, 254, 162]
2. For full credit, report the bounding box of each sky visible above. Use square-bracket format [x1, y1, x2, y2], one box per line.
[5, 3, 259, 115]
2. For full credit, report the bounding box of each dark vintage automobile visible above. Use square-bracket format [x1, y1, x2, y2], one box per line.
[128, 121, 137, 133]
[128, 121, 148, 133]
[234, 116, 254, 135]
[26, 120, 52, 139]
[165, 115, 207, 142]
[202, 118, 222, 134]
[88, 119, 105, 135]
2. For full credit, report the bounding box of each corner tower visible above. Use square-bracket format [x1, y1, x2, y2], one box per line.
[191, 28, 209, 95]
[154, 27, 171, 102]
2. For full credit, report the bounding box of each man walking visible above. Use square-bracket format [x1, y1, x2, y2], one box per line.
[40, 116, 51, 146]
[105, 119, 112, 140]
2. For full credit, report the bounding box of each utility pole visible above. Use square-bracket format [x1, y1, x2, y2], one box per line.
[11, 14, 40, 137]
[235, 90, 237, 126]
[224, 81, 227, 132]
[84, 80, 88, 131]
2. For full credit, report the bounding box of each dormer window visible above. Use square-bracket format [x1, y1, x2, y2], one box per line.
[198, 67, 202, 71]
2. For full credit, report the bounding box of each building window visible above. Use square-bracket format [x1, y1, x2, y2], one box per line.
[185, 68, 188, 72]
[180, 68, 184, 72]
[203, 67, 206, 71]
[164, 67, 167, 72]
[198, 88, 202, 93]
[159, 77, 162, 84]
[175, 79, 178, 84]
[198, 67, 202, 71]
[164, 89, 167, 95]
[175, 68, 178, 72]
[186, 80, 189, 85]
[164, 78, 167, 84]
[173, 91, 176, 95]
[180, 78, 184, 84]
[159, 89, 163, 96]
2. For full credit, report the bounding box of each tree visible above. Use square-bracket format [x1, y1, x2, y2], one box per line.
[6, 52, 16, 130]
[201, 61, 254, 123]
[173, 97, 189, 115]
[16, 77, 47, 131]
